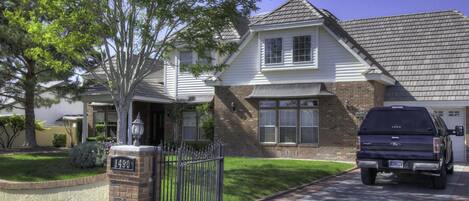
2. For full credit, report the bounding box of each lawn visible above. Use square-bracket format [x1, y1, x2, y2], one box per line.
[0, 152, 105, 182]
[0, 152, 353, 201]
[223, 157, 354, 201]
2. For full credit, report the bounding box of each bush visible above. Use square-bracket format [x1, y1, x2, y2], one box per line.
[95, 123, 106, 136]
[52, 134, 66, 147]
[69, 142, 107, 168]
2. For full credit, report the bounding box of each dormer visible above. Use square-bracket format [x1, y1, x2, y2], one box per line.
[249, 0, 324, 72]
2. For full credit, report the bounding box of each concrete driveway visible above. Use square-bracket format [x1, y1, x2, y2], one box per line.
[271, 164, 469, 201]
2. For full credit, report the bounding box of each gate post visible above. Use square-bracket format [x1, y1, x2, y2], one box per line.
[107, 145, 158, 201]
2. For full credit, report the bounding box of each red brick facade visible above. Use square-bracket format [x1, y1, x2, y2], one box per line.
[214, 81, 386, 161]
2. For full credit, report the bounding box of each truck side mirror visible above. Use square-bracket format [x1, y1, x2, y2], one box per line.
[449, 126, 465, 136]
[455, 126, 465, 136]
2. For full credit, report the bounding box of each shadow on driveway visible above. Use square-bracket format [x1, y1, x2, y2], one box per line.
[271, 165, 469, 201]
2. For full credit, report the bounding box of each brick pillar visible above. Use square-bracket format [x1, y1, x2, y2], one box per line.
[107, 145, 161, 201]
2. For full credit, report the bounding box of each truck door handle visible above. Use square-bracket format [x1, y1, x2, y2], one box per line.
[363, 142, 372, 145]
[391, 137, 399, 140]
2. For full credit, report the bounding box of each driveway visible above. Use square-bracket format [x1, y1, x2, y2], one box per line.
[271, 164, 469, 201]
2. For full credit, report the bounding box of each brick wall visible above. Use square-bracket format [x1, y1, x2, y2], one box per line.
[214, 81, 385, 161]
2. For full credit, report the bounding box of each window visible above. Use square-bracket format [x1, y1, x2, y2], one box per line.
[258, 99, 319, 144]
[279, 109, 297, 143]
[260, 110, 276, 143]
[182, 112, 197, 140]
[179, 51, 193, 65]
[300, 109, 319, 143]
[265, 38, 283, 64]
[182, 110, 210, 141]
[293, 36, 312, 62]
[361, 110, 434, 133]
[435, 111, 444, 117]
[449, 111, 460, 117]
[197, 50, 212, 65]
[93, 106, 117, 138]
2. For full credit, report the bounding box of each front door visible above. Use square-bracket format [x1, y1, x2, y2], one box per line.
[434, 109, 466, 162]
[150, 112, 165, 145]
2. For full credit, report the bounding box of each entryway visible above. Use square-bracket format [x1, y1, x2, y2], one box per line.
[434, 108, 466, 162]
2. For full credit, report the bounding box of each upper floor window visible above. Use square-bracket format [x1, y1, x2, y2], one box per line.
[179, 51, 193, 65]
[293, 35, 312, 62]
[197, 50, 212, 65]
[265, 38, 283, 64]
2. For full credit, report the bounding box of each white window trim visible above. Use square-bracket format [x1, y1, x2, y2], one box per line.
[299, 108, 319, 145]
[264, 37, 284, 65]
[292, 35, 313, 63]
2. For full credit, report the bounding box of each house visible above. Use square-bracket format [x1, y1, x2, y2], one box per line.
[82, 0, 469, 162]
[0, 81, 83, 147]
[208, 0, 469, 162]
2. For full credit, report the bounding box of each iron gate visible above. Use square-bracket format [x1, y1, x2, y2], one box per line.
[157, 143, 224, 201]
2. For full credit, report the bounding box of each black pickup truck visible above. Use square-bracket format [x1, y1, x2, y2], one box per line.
[356, 106, 464, 189]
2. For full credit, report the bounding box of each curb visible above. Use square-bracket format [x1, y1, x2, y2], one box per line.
[0, 173, 108, 190]
[257, 166, 358, 201]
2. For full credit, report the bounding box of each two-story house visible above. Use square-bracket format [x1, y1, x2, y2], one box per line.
[82, 0, 469, 162]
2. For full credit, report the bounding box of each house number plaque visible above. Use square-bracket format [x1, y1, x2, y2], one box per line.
[111, 156, 136, 172]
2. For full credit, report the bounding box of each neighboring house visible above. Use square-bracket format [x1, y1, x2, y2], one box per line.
[82, 0, 469, 162]
[0, 81, 83, 147]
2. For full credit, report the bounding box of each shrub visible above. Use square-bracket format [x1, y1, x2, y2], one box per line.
[52, 134, 66, 147]
[69, 142, 107, 168]
[95, 123, 106, 136]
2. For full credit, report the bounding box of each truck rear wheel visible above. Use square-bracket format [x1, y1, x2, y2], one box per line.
[432, 165, 447, 189]
[361, 168, 377, 185]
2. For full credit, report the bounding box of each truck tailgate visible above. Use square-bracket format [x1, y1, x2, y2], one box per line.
[358, 135, 436, 160]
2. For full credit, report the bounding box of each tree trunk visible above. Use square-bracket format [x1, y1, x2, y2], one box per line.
[24, 81, 37, 147]
[116, 104, 129, 145]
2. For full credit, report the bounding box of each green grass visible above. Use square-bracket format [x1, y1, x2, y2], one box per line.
[0, 153, 353, 201]
[223, 157, 354, 201]
[0, 152, 105, 182]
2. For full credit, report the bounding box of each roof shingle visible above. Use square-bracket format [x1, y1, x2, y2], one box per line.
[251, 0, 324, 26]
[341, 10, 469, 101]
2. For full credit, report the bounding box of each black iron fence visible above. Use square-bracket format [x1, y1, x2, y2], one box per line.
[157, 143, 224, 201]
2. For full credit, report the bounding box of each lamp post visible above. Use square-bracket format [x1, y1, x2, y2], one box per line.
[131, 113, 144, 146]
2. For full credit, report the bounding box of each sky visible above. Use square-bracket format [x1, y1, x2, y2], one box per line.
[254, 0, 469, 21]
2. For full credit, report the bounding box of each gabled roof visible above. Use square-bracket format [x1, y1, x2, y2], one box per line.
[341, 10, 469, 101]
[250, 0, 324, 26]
[84, 57, 173, 103]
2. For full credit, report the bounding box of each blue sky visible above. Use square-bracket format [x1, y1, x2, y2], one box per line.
[254, 0, 469, 20]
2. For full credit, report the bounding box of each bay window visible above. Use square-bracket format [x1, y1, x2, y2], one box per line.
[259, 99, 319, 144]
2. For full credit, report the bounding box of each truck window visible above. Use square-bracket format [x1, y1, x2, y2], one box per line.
[360, 109, 434, 134]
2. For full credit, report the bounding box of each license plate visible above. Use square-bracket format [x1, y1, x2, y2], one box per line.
[389, 160, 404, 168]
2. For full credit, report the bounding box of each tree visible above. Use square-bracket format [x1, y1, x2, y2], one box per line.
[0, 115, 44, 148]
[83, 0, 257, 144]
[0, 0, 99, 147]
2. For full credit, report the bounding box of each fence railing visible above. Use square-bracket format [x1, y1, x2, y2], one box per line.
[157, 143, 224, 201]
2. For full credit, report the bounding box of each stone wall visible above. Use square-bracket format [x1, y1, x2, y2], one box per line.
[214, 81, 385, 161]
